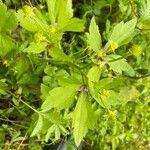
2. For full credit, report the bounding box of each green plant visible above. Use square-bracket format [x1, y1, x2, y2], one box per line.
[0, 0, 150, 149]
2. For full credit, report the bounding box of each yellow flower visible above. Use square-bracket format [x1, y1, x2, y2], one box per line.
[23, 6, 34, 16]
[3, 60, 9, 66]
[39, 4, 44, 9]
[102, 89, 110, 97]
[108, 110, 117, 119]
[130, 45, 142, 56]
[49, 25, 56, 33]
[34, 32, 46, 42]
[110, 40, 119, 51]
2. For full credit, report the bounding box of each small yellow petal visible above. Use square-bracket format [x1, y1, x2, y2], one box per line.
[34, 32, 46, 42]
[102, 89, 110, 97]
[3, 60, 9, 66]
[24, 6, 34, 16]
[108, 110, 117, 119]
[110, 40, 118, 51]
[39, 4, 44, 9]
[131, 45, 142, 56]
[49, 25, 56, 33]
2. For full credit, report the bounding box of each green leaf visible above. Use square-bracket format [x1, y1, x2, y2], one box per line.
[94, 78, 113, 90]
[46, 0, 57, 24]
[87, 17, 102, 52]
[40, 84, 51, 100]
[73, 92, 88, 146]
[0, 1, 7, 28]
[107, 18, 137, 48]
[100, 86, 139, 107]
[57, 0, 73, 28]
[24, 42, 47, 53]
[17, 73, 38, 85]
[14, 56, 30, 79]
[41, 84, 79, 111]
[0, 34, 14, 56]
[60, 18, 85, 32]
[100, 90, 120, 107]
[46, 0, 84, 32]
[0, 89, 7, 95]
[119, 86, 139, 103]
[49, 46, 71, 61]
[94, 77, 126, 92]
[16, 6, 48, 32]
[3, 10, 17, 31]
[0, 1, 17, 31]
[43, 111, 65, 125]
[87, 65, 101, 82]
[86, 101, 97, 129]
[87, 65, 104, 107]
[31, 114, 43, 137]
[58, 75, 81, 87]
[108, 55, 135, 76]
[0, 79, 8, 95]
[44, 65, 57, 76]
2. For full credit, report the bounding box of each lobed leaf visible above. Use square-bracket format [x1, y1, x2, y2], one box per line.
[108, 56, 135, 77]
[41, 84, 80, 111]
[16, 7, 48, 32]
[106, 18, 137, 49]
[87, 17, 102, 52]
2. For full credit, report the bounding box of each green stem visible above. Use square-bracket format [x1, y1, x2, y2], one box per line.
[20, 99, 40, 114]
[7, 90, 40, 114]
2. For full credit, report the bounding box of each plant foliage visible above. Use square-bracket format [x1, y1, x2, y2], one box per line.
[0, 0, 150, 149]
